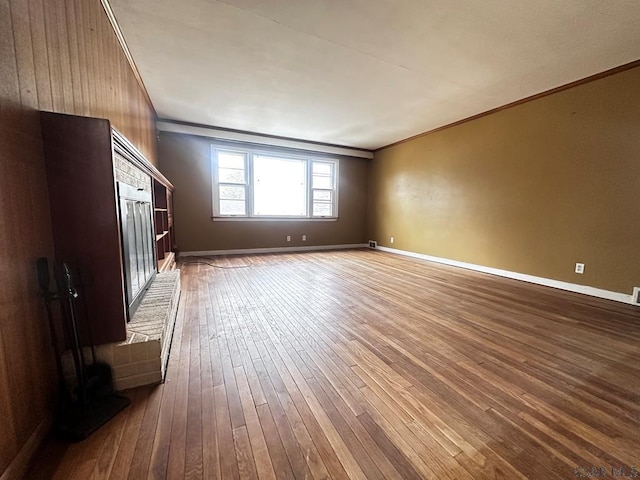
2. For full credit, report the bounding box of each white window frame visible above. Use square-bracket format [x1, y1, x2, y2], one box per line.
[212, 148, 249, 217]
[211, 144, 339, 220]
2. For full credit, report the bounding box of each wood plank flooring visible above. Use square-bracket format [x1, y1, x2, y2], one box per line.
[26, 249, 640, 479]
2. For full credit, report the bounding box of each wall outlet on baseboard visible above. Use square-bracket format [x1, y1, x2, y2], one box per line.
[286, 235, 291, 242]
[368, 240, 377, 248]
[575, 263, 585, 274]
[302, 235, 306, 241]
[633, 287, 640, 305]
[390, 236, 394, 244]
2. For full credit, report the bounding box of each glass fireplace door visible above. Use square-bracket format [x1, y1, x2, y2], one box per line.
[119, 182, 156, 318]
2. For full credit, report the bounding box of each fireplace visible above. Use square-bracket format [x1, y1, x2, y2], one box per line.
[117, 181, 156, 319]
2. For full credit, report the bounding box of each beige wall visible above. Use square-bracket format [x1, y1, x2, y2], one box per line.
[368, 66, 640, 295]
[158, 132, 369, 252]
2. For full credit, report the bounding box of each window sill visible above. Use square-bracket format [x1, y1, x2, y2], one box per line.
[212, 216, 338, 222]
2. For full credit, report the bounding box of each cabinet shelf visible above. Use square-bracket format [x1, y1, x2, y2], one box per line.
[158, 251, 176, 273]
[153, 180, 174, 265]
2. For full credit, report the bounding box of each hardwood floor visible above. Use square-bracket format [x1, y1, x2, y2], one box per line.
[26, 249, 640, 479]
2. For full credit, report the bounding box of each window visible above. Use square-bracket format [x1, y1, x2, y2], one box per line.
[312, 161, 335, 217]
[217, 151, 247, 215]
[212, 145, 338, 219]
[253, 155, 307, 216]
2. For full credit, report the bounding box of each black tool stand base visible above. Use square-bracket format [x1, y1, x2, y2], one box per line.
[56, 394, 131, 441]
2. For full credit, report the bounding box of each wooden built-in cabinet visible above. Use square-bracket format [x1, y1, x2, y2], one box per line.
[153, 181, 175, 272]
[40, 112, 175, 345]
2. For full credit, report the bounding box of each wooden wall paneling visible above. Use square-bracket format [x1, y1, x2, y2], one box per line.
[88, 0, 101, 116]
[113, 42, 123, 134]
[55, 1, 74, 112]
[1, 2, 57, 477]
[94, 0, 106, 118]
[5, 159, 42, 446]
[27, 0, 53, 111]
[42, 0, 63, 112]
[95, 1, 108, 121]
[80, 0, 93, 115]
[0, 0, 14, 106]
[0, 152, 13, 474]
[105, 2, 119, 125]
[117, 36, 129, 136]
[1, 0, 159, 477]
[84, 0, 98, 117]
[105, 2, 118, 122]
[11, 0, 37, 110]
[1, 16, 16, 374]
[119, 21, 132, 136]
[1, 0, 36, 455]
[0, 337, 18, 475]
[83, 1, 97, 118]
[64, 0, 82, 114]
[79, 0, 91, 115]
[0, 10, 19, 473]
[10, 0, 56, 430]
[73, 0, 90, 116]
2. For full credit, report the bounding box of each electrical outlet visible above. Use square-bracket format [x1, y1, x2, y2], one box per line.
[368, 240, 377, 248]
[286, 235, 291, 242]
[575, 263, 585, 274]
[302, 235, 306, 241]
[633, 287, 640, 305]
[390, 236, 394, 244]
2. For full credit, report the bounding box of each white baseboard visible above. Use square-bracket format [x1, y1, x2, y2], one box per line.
[0, 416, 51, 480]
[376, 246, 635, 305]
[180, 243, 368, 257]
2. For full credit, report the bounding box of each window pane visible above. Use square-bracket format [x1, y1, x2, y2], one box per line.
[219, 185, 245, 200]
[219, 168, 245, 184]
[313, 175, 332, 189]
[313, 202, 332, 217]
[220, 200, 246, 215]
[125, 201, 139, 296]
[218, 152, 245, 169]
[313, 162, 332, 175]
[253, 155, 306, 216]
[134, 203, 146, 291]
[313, 190, 331, 201]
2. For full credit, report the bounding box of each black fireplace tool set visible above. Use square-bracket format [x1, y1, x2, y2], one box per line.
[37, 257, 130, 441]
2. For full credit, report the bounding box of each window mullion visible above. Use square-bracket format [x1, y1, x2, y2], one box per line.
[247, 152, 253, 217]
[212, 149, 218, 217]
[307, 159, 312, 218]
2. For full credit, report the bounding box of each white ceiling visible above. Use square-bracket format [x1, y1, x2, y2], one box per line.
[109, 0, 640, 150]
